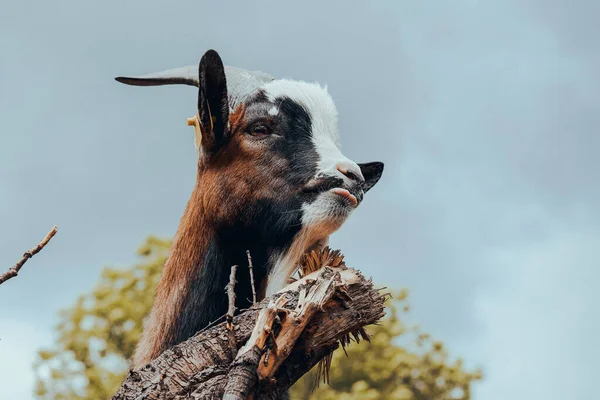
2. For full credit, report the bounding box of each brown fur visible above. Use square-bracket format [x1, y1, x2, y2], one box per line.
[133, 109, 249, 368]
[132, 103, 305, 368]
[132, 180, 212, 367]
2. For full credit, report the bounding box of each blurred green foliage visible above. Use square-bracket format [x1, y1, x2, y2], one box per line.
[34, 236, 482, 399]
[290, 289, 482, 399]
[34, 236, 170, 400]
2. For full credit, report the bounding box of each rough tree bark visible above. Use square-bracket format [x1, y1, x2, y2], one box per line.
[113, 250, 387, 400]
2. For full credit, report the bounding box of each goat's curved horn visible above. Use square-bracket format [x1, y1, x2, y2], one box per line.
[115, 66, 200, 87]
[116, 65, 275, 108]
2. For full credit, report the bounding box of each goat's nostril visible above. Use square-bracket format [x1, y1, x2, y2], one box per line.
[336, 162, 365, 184]
[345, 170, 361, 182]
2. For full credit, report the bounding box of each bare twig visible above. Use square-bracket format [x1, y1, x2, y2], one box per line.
[246, 250, 257, 305]
[0, 225, 58, 286]
[225, 265, 238, 330]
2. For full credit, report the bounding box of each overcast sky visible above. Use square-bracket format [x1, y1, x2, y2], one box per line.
[1, 1, 598, 399]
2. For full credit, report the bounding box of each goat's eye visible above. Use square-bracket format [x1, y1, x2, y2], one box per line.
[248, 123, 270, 136]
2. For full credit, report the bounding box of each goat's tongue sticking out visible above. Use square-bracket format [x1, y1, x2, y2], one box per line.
[330, 188, 359, 208]
[303, 177, 363, 207]
[303, 176, 345, 193]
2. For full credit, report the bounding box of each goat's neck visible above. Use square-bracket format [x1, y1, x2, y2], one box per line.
[132, 182, 295, 368]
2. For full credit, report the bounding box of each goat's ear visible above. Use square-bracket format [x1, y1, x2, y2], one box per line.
[198, 50, 229, 153]
[358, 162, 384, 193]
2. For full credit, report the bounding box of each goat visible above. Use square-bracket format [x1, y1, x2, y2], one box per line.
[116, 50, 384, 369]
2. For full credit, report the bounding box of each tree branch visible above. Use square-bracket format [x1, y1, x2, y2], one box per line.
[0, 225, 58, 286]
[223, 298, 283, 400]
[226, 265, 238, 330]
[246, 250, 257, 305]
[112, 256, 387, 400]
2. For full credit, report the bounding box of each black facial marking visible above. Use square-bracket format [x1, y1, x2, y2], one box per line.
[270, 98, 318, 186]
[243, 94, 319, 189]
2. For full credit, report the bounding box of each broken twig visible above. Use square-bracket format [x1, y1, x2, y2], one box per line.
[0, 225, 58, 286]
[246, 250, 257, 305]
[225, 265, 238, 330]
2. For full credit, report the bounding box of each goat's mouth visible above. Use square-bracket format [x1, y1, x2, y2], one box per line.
[303, 177, 363, 207]
[329, 188, 358, 207]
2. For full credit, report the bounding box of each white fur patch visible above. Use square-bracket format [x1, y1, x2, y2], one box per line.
[268, 106, 279, 116]
[263, 80, 340, 142]
[262, 80, 361, 184]
[265, 223, 336, 297]
[266, 251, 295, 297]
[298, 191, 351, 244]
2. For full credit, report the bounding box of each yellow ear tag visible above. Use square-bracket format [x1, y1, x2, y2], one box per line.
[186, 114, 203, 155]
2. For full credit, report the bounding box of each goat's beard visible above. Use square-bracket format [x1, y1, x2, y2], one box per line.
[264, 205, 350, 297]
[299, 192, 357, 229]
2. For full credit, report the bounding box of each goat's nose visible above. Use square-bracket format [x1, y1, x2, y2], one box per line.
[336, 161, 365, 184]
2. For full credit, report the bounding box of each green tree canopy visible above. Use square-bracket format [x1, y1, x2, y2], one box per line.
[34, 237, 481, 399]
